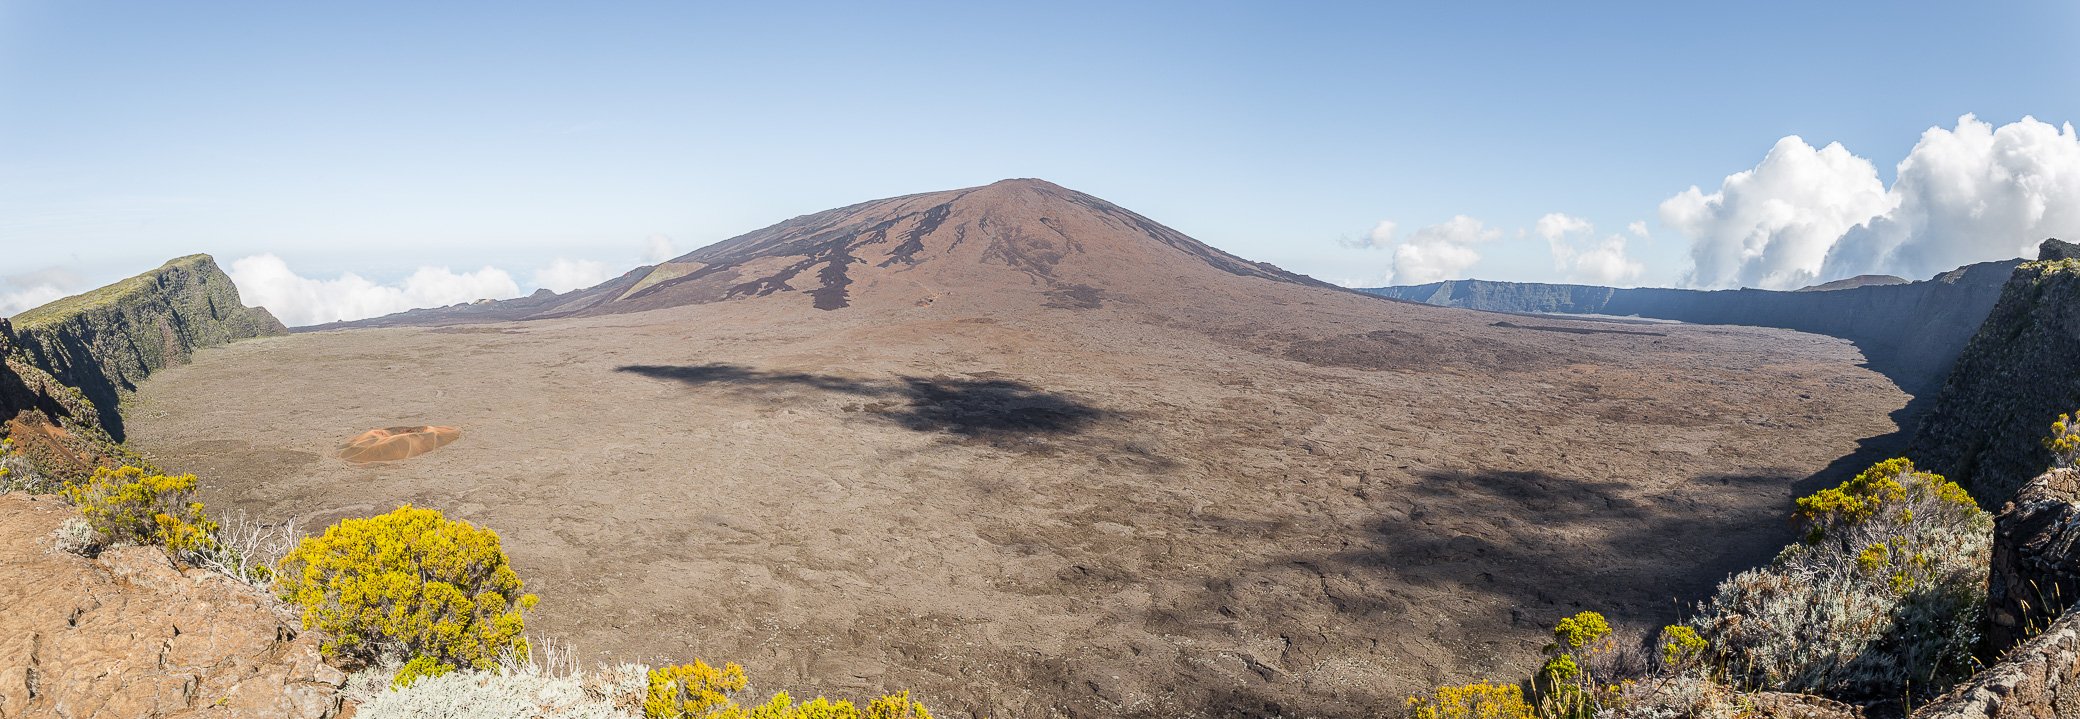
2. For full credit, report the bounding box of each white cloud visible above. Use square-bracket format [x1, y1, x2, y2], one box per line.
[1535, 213, 1594, 243]
[1661, 136, 1893, 290]
[1665, 115, 2080, 289]
[0, 267, 87, 318]
[1627, 221, 1650, 240]
[1, 285, 69, 318]
[228, 254, 522, 327]
[643, 234, 679, 263]
[1823, 115, 2080, 280]
[1386, 215, 1499, 285]
[1569, 235, 1646, 285]
[1536, 213, 1645, 285]
[1338, 220, 1399, 250]
[532, 258, 615, 293]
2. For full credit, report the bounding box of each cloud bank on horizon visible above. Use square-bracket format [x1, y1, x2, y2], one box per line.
[1668, 115, 2080, 290]
[0, 268, 88, 319]
[227, 255, 526, 327]
[207, 232, 683, 327]
[225, 253, 645, 327]
[1347, 115, 2078, 291]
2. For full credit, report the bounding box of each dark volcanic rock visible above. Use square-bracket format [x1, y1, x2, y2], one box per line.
[1367, 260, 2020, 394]
[6, 254, 285, 439]
[1987, 469, 2080, 652]
[1908, 240, 2080, 503]
[1915, 465, 2080, 719]
[2039, 238, 2080, 262]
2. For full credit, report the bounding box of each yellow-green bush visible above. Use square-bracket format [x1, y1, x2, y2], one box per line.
[2046, 412, 2080, 469]
[1657, 625, 1705, 669]
[861, 692, 932, 719]
[60, 465, 217, 557]
[730, 693, 862, 719]
[645, 660, 749, 719]
[391, 655, 457, 689]
[275, 505, 537, 680]
[1535, 611, 1624, 719]
[1692, 457, 1990, 701]
[1404, 681, 1535, 719]
[640, 660, 932, 719]
[1793, 457, 1979, 544]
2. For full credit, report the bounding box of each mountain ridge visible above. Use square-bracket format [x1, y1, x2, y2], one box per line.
[1365, 259, 2021, 394]
[1908, 239, 2080, 502]
[6, 254, 284, 442]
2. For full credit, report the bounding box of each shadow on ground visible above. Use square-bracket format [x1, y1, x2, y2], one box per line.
[615, 363, 1106, 438]
[1177, 416, 1926, 717]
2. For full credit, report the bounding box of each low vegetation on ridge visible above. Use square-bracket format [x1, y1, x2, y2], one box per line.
[1406, 445, 2013, 718]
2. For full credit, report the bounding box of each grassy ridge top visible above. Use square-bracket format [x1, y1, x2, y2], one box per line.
[10, 254, 216, 330]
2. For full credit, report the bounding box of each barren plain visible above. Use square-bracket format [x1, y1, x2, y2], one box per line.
[122, 180, 1911, 717]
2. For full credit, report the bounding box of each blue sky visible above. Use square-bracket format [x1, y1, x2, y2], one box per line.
[3, 1, 2078, 322]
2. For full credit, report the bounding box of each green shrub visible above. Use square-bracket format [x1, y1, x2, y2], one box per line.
[60, 465, 218, 558]
[275, 505, 537, 681]
[1690, 457, 1989, 701]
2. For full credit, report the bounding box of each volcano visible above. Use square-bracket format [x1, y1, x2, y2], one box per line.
[313, 179, 1344, 328]
[616, 178, 1336, 312]
[133, 180, 1915, 717]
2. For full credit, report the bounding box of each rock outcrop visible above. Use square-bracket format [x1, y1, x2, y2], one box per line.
[1988, 469, 2080, 651]
[7, 255, 285, 440]
[1914, 467, 2080, 719]
[1366, 259, 2019, 394]
[0, 492, 346, 718]
[1913, 614, 2080, 719]
[1908, 241, 2080, 502]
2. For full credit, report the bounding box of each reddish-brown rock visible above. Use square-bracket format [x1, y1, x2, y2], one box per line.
[337, 425, 461, 463]
[0, 492, 345, 719]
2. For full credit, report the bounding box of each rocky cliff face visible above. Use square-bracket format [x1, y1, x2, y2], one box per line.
[0, 319, 127, 480]
[0, 319, 95, 430]
[1368, 260, 2019, 394]
[1908, 240, 2080, 503]
[7, 255, 285, 440]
